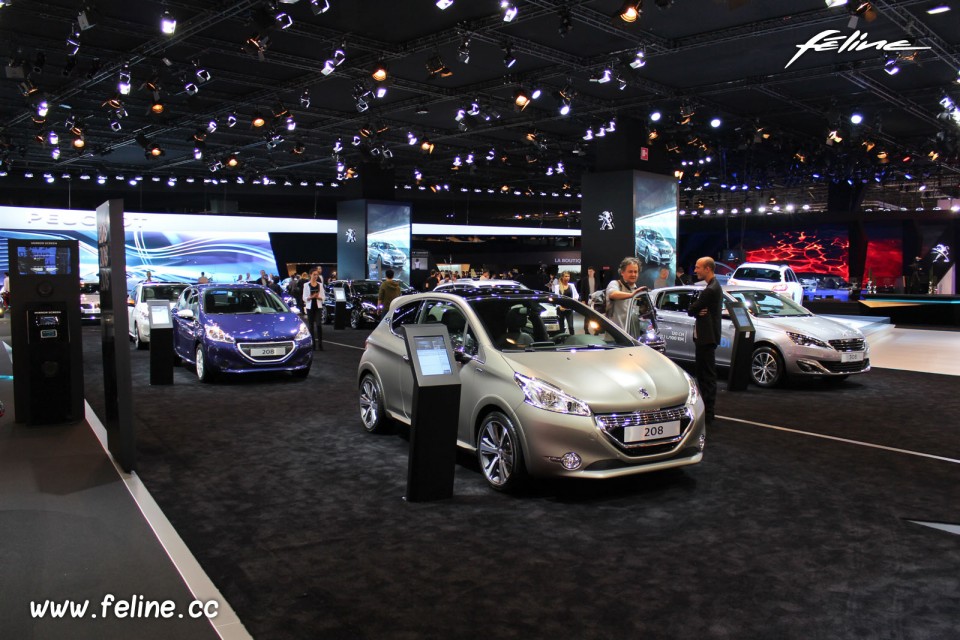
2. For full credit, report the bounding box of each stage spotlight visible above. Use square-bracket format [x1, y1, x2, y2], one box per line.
[310, 0, 330, 15]
[436, 0, 453, 8]
[619, 1, 641, 23]
[503, 44, 516, 68]
[426, 54, 452, 78]
[514, 88, 530, 111]
[251, 111, 266, 128]
[458, 35, 471, 63]
[500, 1, 518, 22]
[160, 10, 176, 35]
[850, 111, 863, 125]
[118, 64, 131, 95]
[371, 62, 388, 82]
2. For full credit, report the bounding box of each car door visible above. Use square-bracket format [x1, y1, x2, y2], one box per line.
[653, 288, 697, 361]
[174, 288, 201, 361]
[128, 284, 141, 337]
[384, 299, 421, 420]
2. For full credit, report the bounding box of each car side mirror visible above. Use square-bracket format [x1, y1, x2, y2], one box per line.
[453, 349, 473, 364]
[176, 309, 195, 320]
[127, 298, 136, 307]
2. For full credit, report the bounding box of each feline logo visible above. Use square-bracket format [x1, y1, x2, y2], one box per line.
[786, 29, 930, 69]
[598, 211, 614, 230]
[345, 228, 357, 243]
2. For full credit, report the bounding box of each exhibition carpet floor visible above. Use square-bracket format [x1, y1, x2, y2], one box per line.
[81, 327, 960, 640]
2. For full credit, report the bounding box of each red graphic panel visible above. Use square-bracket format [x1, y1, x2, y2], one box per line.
[864, 238, 902, 281]
[745, 230, 849, 276]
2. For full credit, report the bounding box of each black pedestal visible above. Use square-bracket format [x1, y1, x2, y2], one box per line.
[334, 301, 347, 330]
[149, 328, 174, 385]
[405, 384, 461, 502]
[727, 331, 754, 392]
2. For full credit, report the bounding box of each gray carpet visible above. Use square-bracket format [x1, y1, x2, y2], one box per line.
[81, 325, 960, 640]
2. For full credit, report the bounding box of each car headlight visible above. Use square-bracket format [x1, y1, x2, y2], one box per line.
[787, 332, 831, 349]
[361, 301, 378, 311]
[204, 323, 235, 343]
[514, 373, 591, 416]
[683, 371, 700, 407]
[295, 322, 310, 341]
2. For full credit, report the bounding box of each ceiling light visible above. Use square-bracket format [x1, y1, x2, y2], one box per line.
[51, 147, 61, 160]
[226, 155, 239, 168]
[193, 144, 204, 160]
[146, 143, 164, 158]
[457, 36, 471, 63]
[514, 88, 530, 111]
[226, 113, 237, 127]
[426, 54, 452, 78]
[292, 141, 306, 155]
[437, 0, 453, 9]
[118, 64, 131, 95]
[650, 110, 662, 121]
[300, 90, 311, 108]
[48, 131, 58, 145]
[160, 10, 176, 35]
[850, 111, 863, 124]
[629, 51, 646, 69]
[72, 136, 85, 149]
[195, 64, 211, 83]
[245, 34, 271, 61]
[285, 115, 296, 131]
[558, 8, 572, 36]
[501, 1, 518, 22]
[825, 0, 847, 6]
[65, 23, 81, 56]
[77, 4, 98, 30]
[619, 1, 642, 22]
[503, 45, 516, 68]
[926, 5, 950, 14]
[310, 0, 330, 15]
[184, 79, 199, 96]
[36, 100, 49, 117]
[883, 54, 901, 75]
[320, 45, 346, 75]
[591, 68, 612, 83]
[371, 62, 388, 82]
[420, 139, 435, 154]
[710, 117, 722, 128]
[274, 11, 293, 29]
[251, 111, 266, 128]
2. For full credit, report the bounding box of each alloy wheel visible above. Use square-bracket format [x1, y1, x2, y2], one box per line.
[478, 417, 517, 488]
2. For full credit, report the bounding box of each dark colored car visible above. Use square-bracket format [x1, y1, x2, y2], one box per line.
[323, 279, 416, 329]
[172, 283, 312, 382]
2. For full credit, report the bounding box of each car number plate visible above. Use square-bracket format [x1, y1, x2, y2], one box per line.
[840, 351, 864, 363]
[251, 347, 279, 357]
[624, 420, 681, 442]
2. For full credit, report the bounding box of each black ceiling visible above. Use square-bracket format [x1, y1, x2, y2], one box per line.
[1, 0, 959, 218]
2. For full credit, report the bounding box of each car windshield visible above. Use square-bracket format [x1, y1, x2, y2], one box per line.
[203, 288, 288, 314]
[143, 284, 188, 302]
[728, 290, 810, 317]
[352, 282, 380, 295]
[468, 297, 635, 352]
[734, 267, 782, 282]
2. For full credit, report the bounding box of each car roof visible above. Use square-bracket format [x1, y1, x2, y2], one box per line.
[194, 283, 270, 290]
[436, 279, 526, 288]
[734, 262, 792, 270]
[141, 281, 190, 287]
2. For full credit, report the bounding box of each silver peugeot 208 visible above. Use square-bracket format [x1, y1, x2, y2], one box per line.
[357, 289, 706, 492]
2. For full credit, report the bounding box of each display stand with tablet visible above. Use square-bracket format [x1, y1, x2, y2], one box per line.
[147, 300, 174, 385]
[333, 286, 347, 330]
[726, 301, 756, 392]
[401, 325, 462, 502]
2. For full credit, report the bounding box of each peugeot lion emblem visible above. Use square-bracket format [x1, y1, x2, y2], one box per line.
[598, 210, 615, 230]
[638, 387, 650, 399]
[345, 228, 357, 243]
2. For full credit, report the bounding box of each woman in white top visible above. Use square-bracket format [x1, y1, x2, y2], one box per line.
[550, 271, 579, 335]
[302, 268, 325, 351]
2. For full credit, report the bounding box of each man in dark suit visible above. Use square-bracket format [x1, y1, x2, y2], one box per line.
[688, 256, 722, 425]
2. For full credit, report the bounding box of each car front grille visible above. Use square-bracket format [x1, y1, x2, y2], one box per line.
[595, 405, 692, 453]
[237, 341, 296, 363]
[820, 358, 870, 373]
[829, 338, 865, 352]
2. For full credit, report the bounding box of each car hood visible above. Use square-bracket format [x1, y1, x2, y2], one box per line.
[205, 313, 304, 340]
[757, 314, 863, 340]
[502, 347, 690, 414]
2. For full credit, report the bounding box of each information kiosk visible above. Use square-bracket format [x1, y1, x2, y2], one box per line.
[333, 286, 347, 330]
[401, 325, 462, 502]
[8, 239, 84, 424]
[147, 300, 174, 385]
[726, 301, 756, 392]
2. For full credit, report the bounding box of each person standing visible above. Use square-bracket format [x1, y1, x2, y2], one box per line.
[1, 271, 10, 310]
[377, 269, 402, 316]
[605, 257, 648, 329]
[688, 257, 722, 425]
[675, 266, 690, 286]
[551, 271, 579, 335]
[578, 267, 599, 303]
[654, 266, 671, 289]
[197, 271, 209, 284]
[302, 268, 325, 350]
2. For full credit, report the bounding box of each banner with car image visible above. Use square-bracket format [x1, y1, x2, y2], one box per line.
[633, 172, 679, 290]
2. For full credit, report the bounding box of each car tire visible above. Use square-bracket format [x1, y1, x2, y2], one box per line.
[359, 374, 388, 433]
[133, 322, 147, 350]
[195, 345, 217, 383]
[751, 345, 784, 388]
[350, 307, 362, 329]
[476, 411, 526, 493]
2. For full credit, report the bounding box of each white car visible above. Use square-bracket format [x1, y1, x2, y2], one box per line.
[434, 278, 529, 292]
[80, 282, 101, 322]
[727, 262, 804, 304]
[128, 282, 190, 349]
